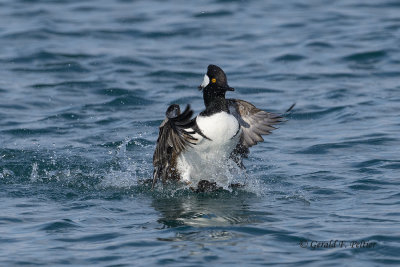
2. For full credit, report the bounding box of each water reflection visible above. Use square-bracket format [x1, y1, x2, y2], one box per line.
[151, 190, 258, 228]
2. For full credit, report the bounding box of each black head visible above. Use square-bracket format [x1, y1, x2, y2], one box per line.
[198, 65, 234, 92]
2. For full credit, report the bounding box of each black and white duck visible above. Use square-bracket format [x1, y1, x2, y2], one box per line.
[152, 64, 293, 191]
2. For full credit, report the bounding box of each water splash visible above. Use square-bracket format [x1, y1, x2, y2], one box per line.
[100, 137, 151, 190]
[1, 135, 273, 198]
[30, 162, 39, 182]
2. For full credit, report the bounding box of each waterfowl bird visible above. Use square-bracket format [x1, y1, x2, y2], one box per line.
[153, 65, 293, 191]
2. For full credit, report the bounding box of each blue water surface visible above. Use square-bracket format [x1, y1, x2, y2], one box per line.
[0, 0, 399, 266]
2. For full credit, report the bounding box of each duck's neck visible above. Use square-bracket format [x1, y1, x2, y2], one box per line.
[201, 89, 228, 116]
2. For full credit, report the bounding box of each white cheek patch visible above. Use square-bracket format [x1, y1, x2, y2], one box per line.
[200, 74, 210, 89]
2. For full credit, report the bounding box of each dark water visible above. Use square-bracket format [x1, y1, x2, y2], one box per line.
[1, 0, 399, 265]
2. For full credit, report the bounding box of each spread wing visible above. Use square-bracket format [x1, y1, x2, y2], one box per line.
[227, 99, 283, 162]
[152, 104, 197, 187]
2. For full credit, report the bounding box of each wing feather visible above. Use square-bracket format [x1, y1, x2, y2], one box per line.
[152, 105, 197, 187]
[227, 98, 283, 155]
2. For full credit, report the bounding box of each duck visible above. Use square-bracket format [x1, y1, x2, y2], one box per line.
[152, 64, 293, 191]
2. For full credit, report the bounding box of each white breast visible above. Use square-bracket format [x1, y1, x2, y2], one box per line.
[176, 112, 241, 187]
[196, 112, 239, 144]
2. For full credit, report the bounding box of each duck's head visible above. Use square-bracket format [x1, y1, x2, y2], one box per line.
[198, 64, 234, 92]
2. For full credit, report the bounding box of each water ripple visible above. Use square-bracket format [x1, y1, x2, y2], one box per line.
[274, 54, 307, 62]
[297, 137, 396, 154]
[342, 50, 388, 62]
[56, 232, 121, 243]
[40, 219, 79, 232]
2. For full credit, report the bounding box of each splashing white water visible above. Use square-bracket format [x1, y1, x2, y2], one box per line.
[19, 135, 270, 196]
[30, 162, 39, 182]
[99, 137, 150, 189]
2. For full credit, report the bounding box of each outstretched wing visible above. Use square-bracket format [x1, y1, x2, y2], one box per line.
[227, 99, 283, 148]
[227, 99, 284, 166]
[152, 104, 197, 187]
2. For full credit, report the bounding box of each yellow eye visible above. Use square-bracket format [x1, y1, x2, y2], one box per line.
[211, 78, 216, 83]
